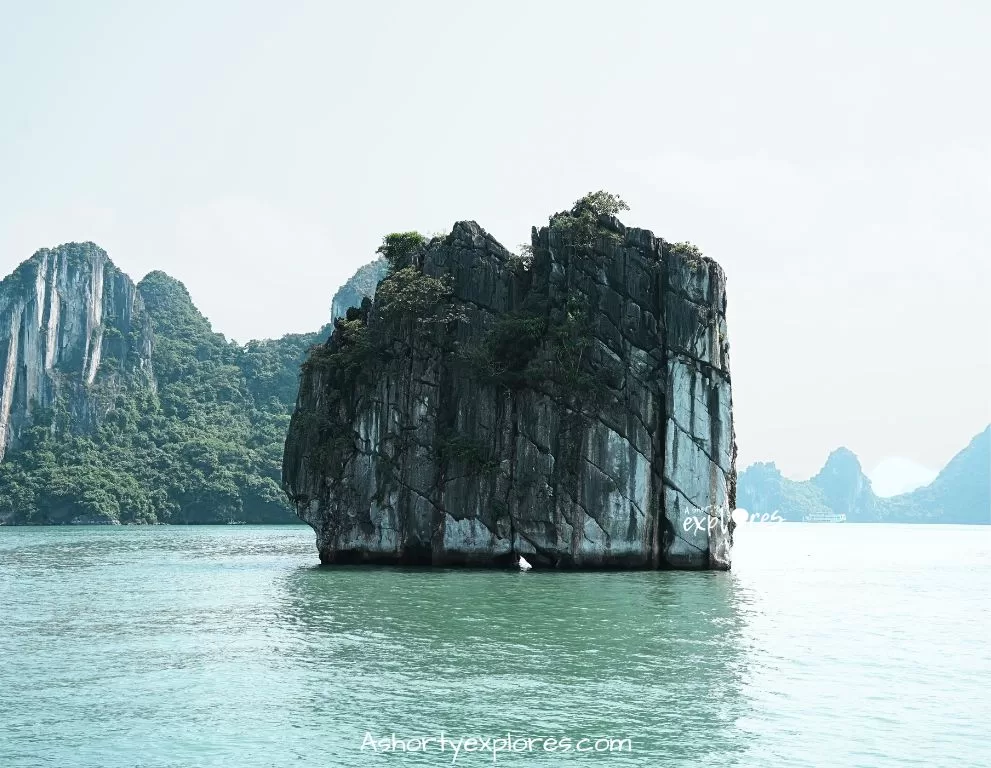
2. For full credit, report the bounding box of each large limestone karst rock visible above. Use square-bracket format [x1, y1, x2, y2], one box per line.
[0, 242, 153, 460]
[284, 205, 736, 569]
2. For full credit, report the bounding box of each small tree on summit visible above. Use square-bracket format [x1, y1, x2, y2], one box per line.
[549, 190, 630, 252]
[376, 232, 427, 270]
[571, 190, 629, 218]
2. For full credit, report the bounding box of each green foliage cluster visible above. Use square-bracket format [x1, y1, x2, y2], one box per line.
[304, 261, 460, 382]
[463, 191, 628, 408]
[376, 231, 427, 270]
[463, 298, 612, 413]
[376, 266, 461, 331]
[508, 244, 534, 275]
[540, 297, 615, 407]
[485, 312, 546, 382]
[670, 241, 705, 268]
[574, 190, 630, 218]
[0, 271, 325, 524]
[303, 317, 374, 383]
[548, 190, 630, 253]
[297, 254, 463, 477]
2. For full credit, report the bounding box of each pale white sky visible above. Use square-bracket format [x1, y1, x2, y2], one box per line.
[1, 0, 988, 478]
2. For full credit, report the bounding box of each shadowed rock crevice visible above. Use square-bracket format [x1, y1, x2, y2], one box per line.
[283, 204, 736, 569]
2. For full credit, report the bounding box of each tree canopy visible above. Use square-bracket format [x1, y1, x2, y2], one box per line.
[376, 231, 427, 270]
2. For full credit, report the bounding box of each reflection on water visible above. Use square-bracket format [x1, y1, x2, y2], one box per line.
[1, 524, 989, 767]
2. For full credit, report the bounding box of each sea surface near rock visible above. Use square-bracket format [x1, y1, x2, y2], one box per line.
[4, 524, 989, 768]
[284, 208, 736, 569]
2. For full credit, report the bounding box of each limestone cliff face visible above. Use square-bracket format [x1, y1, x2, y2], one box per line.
[284, 211, 736, 569]
[0, 242, 153, 460]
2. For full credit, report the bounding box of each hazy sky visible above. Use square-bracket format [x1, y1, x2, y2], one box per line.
[1, 1, 988, 479]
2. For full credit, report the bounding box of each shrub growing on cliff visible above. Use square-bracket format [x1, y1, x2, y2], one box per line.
[508, 244, 534, 275]
[573, 190, 629, 218]
[670, 241, 705, 268]
[549, 190, 629, 253]
[471, 311, 546, 389]
[460, 297, 613, 417]
[375, 266, 466, 344]
[303, 318, 375, 382]
[376, 267, 452, 323]
[376, 232, 427, 270]
[301, 264, 464, 443]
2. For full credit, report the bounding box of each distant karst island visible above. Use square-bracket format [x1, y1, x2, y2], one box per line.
[737, 426, 990, 524]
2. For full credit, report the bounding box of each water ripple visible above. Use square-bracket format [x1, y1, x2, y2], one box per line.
[0, 523, 988, 767]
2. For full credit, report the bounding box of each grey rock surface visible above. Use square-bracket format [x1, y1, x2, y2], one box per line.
[284, 212, 736, 569]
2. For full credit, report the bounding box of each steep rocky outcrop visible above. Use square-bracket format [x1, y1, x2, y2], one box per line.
[284, 205, 736, 569]
[737, 426, 990, 523]
[0, 242, 153, 461]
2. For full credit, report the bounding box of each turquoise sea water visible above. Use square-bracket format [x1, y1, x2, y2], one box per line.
[1, 523, 988, 767]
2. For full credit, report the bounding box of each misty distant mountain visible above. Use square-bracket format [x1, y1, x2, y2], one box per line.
[738, 426, 990, 523]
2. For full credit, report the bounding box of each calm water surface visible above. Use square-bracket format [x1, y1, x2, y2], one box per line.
[1, 523, 988, 767]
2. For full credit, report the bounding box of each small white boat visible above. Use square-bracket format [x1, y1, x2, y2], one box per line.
[518, 555, 533, 571]
[802, 511, 847, 523]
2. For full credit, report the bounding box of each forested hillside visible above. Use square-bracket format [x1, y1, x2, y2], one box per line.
[0, 244, 381, 524]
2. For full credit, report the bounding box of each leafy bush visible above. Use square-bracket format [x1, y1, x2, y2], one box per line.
[508, 244, 534, 275]
[572, 190, 629, 218]
[376, 232, 427, 270]
[303, 317, 377, 390]
[460, 299, 612, 413]
[376, 266, 460, 330]
[485, 312, 546, 379]
[549, 189, 629, 252]
[670, 241, 705, 268]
